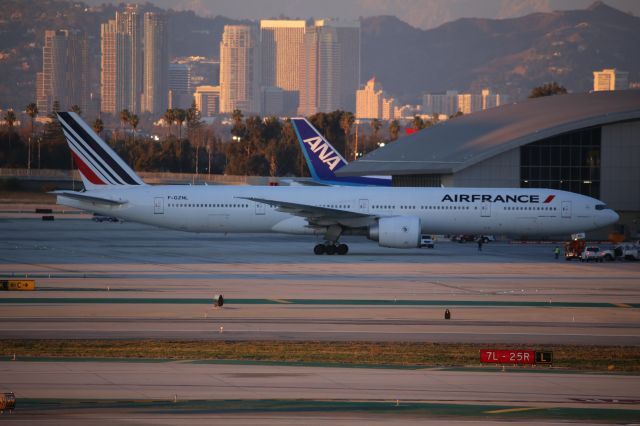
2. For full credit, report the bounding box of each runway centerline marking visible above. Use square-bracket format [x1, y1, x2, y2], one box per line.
[484, 407, 544, 414]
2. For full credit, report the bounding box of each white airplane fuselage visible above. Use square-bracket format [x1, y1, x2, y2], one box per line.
[58, 185, 617, 237]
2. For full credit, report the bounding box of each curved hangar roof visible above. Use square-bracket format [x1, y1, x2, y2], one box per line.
[336, 91, 640, 176]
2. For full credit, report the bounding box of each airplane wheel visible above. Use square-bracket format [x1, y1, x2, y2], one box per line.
[325, 244, 337, 255]
[314, 244, 326, 255]
[337, 244, 348, 255]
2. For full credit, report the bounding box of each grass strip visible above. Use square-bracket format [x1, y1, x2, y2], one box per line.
[15, 398, 640, 421]
[1, 340, 639, 372]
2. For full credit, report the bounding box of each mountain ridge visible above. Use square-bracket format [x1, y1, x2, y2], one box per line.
[0, 0, 637, 109]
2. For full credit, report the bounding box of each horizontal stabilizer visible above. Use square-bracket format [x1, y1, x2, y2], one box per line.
[52, 191, 127, 206]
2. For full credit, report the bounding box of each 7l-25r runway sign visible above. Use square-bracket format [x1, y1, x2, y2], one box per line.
[480, 349, 553, 365]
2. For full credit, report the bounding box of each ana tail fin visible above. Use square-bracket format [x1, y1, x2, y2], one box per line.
[57, 112, 145, 189]
[291, 117, 348, 181]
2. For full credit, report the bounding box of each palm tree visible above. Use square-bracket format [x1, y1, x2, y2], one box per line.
[119, 109, 130, 140]
[129, 114, 139, 133]
[370, 118, 382, 153]
[412, 115, 425, 131]
[389, 119, 400, 141]
[163, 108, 175, 137]
[129, 114, 139, 143]
[92, 117, 104, 138]
[25, 103, 38, 170]
[231, 109, 244, 128]
[339, 111, 355, 160]
[174, 108, 186, 140]
[70, 105, 82, 116]
[3, 109, 17, 149]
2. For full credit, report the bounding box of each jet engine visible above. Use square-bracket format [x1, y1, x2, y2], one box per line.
[368, 216, 421, 248]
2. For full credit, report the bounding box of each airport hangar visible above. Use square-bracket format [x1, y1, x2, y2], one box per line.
[338, 90, 640, 239]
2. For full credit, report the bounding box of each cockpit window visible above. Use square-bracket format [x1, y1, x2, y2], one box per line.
[595, 204, 608, 210]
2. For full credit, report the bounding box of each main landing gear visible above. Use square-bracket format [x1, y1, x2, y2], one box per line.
[314, 224, 348, 255]
[314, 242, 349, 255]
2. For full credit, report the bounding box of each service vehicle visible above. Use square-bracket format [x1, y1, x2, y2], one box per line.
[621, 244, 639, 261]
[597, 245, 616, 261]
[581, 246, 602, 262]
[564, 239, 586, 260]
[420, 235, 435, 248]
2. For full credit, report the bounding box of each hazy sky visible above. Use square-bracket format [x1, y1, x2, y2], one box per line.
[85, 0, 640, 28]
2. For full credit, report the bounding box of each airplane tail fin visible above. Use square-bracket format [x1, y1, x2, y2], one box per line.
[57, 112, 145, 190]
[291, 118, 348, 181]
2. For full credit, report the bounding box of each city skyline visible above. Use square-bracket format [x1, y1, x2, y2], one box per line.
[1, 1, 638, 119]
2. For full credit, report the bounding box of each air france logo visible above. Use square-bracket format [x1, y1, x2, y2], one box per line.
[441, 194, 556, 203]
[303, 136, 342, 171]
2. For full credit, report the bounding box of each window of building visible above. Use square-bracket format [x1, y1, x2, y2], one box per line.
[520, 127, 600, 198]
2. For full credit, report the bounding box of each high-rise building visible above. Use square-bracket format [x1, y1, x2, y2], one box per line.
[299, 24, 340, 115]
[299, 19, 360, 115]
[327, 19, 360, 113]
[457, 93, 482, 115]
[142, 12, 168, 114]
[194, 85, 220, 117]
[422, 91, 459, 117]
[382, 97, 396, 120]
[219, 25, 261, 114]
[168, 63, 192, 109]
[593, 68, 629, 91]
[356, 77, 383, 119]
[100, 6, 142, 114]
[261, 86, 284, 116]
[37, 29, 89, 115]
[260, 20, 305, 108]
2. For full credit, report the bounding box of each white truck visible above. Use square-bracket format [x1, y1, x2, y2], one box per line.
[614, 243, 639, 261]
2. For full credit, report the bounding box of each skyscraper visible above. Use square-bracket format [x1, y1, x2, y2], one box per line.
[356, 77, 383, 119]
[37, 29, 89, 115]
[327, 19, 360, 113]
[168, 63, 192, 109]
[142, 12, 168, 114]
[298, 19, 360, 115]
[298, 24, 340, 115]
[260, 20, 305, 114]
[219, 25, 261, 114]
[100, 6, 142, 114]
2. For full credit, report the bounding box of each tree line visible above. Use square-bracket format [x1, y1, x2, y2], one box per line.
[0, 103, 404, 177]
[1, 83, 564, 176]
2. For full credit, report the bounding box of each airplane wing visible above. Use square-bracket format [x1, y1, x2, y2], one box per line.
[237, 196, 376, 227]
[279, 178, 332, 186]
[52, 191, 127, 206]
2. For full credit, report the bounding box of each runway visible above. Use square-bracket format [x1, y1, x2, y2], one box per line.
[1, 219, 639, 345]
[1, 359, 639, 424]
[1, 218, 640, 423]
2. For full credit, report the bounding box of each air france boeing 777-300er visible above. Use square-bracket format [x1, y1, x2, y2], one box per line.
[291, 117, 391, 186]
[55, 112, 619, 255]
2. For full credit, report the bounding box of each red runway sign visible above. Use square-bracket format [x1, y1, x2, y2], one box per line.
[480, 349, 536, 364]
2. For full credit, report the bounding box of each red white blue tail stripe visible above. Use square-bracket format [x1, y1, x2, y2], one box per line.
[57, 112, 145, 188]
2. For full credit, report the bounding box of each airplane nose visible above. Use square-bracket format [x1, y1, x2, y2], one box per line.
[610, 210, 620, 224]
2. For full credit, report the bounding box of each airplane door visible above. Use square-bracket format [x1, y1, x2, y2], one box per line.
[358, 199, 369, 213]
[255, 202, 265, 215]
[561, 201, 572, 218]
[154, 197, 164, 214]
[481, 202, 491, 217]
